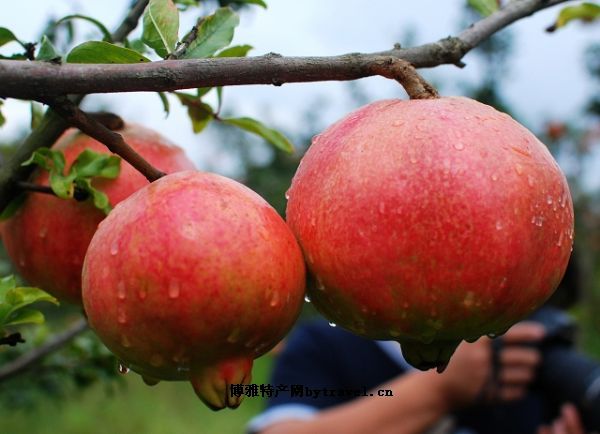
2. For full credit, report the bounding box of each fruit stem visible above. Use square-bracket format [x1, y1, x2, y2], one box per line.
[371, 57, 439, 100]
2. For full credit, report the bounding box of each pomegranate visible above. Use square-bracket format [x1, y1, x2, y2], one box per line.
[2, 124, 195, 304]
[286, 97, 573, 371]
[81, 170, 306, 409]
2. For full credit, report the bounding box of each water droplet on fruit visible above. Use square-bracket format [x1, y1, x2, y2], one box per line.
[120, 335, 131, 348]
[378, 202, 386, 214]
[463, 291, 475, 307]
[270, 291, 280, 307]
[486, 333, 498, 339]
[514, 163, 523, 175]
[328, 322, 337, 328]
[304, 295, 311, 303]
[454, 142, 465, 151]
[557, 232, 564, 247]
[547, 196, 553, 205]
[499, 277, 508, 289]
[110, 241, 119, 256]
[491, 173, 498, 181]
[117, 308, 127, 324]
[117, 281, 126, 300]
[392, 120, 404, 127]
[316, 276, 325, 291]
[150, 354, 164, 367]
[118, 362, 130, 374]
[410, 155, 418, 164]
[39, 227, 48, 238]
[495, 220, 503, 231]
[168, 281, 180, 299]
[227, 328, 241, 343]
[285, 189, 290, 200]
[528, 175, 535, 187]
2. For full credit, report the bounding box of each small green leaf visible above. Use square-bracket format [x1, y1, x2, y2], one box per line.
[4, 308, 45, 327]
[467, 0, 499, 17]
[66, 41, 150, 64]
[49, 172, 75, 199]
[183, 7, 239, 59]
[36, 35, 61, 62]
[547, 2, 600, 32]
[0, 27, 21, 48]
[0, 193, 26, 221]
[197, 87, 212, 98]
[216, 44, 253, 57]
[70, 149, 121, 179]
[22, 148, 66, 174]
[158, 92, 171, 116]
[55, 14, 113, 42]
[175, 92, 214, 133]
[30, 102, 44, 129]
[142, 0, 180, 58]
[0, 100, 5, 128]
[234, 0, 267, 8]
[0, 281, 58, 330]
[75, 178, 112, 214]
[222, 117, 294, 153]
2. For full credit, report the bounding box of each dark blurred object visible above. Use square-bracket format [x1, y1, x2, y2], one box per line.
[545, 251, 581, 310]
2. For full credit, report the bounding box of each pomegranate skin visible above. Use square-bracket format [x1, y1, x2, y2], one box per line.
[286, 97, 574, 370]
[2, 124, 194, 304]
[82, 170, 306, 409]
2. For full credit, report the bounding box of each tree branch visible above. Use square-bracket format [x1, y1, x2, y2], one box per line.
[0, 0, 571, 100]
[45, 97, 166, 182]
[0, 318, 88, 382]
[0, 0, 149, 212]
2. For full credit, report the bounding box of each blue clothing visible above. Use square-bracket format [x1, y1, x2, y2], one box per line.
[248, 313, 559, 434]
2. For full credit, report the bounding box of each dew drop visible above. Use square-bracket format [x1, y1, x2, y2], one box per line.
[168, 280, 180, 299]
[110, 241, 119, 256]
[528, 176, 535, 187]
[39, 227, 48, 239]
[454, 142, 465, 151]
[304, 295, 311, 303]
[117, 308, 127, 324]
[117, 281, 126, 300]
[495, 220, 503, 231]
[486, 333, 498, 339]
[150, 354, 164, 367]
[491, 173, 498, 181]
[557, 232, 564, 247]
[118, 362, 130, 374]
[316, 276, 325, 291]
[410, 155, 418, 164]
[284, 189, 290, 200]
[328, 322, 337, 328]
[547, 196, 553, 205]
[514, 163, 523, 175]
[392, 120, 404, 127]
[121, 335, 131, 348]
[270, 291, 280, 307]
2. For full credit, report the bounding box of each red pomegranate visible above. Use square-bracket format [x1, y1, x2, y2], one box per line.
[2, 124, 195, 305]
[82, 170, 306, 409]
[286, 97, 574, 371]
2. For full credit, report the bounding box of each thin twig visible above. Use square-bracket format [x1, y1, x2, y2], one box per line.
[0, 333, 25, 347]
[16, 181, 55, 196]
[0, 318, 88, 382]
[45, 97, 165, 182]
[0, 0, 149, 213]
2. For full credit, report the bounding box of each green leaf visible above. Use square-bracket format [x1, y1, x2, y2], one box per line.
[0, 193, 26, 221]
[467, 0, 499, 17]
[22, 148, 66, 174]
[197, 87, 212, 97]
[183, 7, 239, 59]
[0, 100, 5, 128]
[175, 92, 214, 133]
[547, 2, 600, 32]
[49, 172, 75, 199]
[0, 280, 58, 330]
[0, 27, 21, 48]
[222, 117, 294, 153]
[55, 14, 113, 42]
[216, 44, 253, 57]
[75, 178, 112, 214]
[36, 35, 61, 62]
[66, 41, 150, 64]
[142, 0, 180, 58]
[70, 149, 121, 179]
[30, 102, 44, 129]
[4, 309, 45, 327]
[158, 92, 171, 116]
[234, 0, 267, 8]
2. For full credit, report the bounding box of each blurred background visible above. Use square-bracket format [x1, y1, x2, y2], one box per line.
[0, 1, 599, 433]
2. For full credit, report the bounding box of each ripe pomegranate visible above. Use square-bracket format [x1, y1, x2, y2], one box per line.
[2, 124, 194, 304]
[81, 170, 306, 410]
[286, 97, 573, 371]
